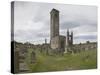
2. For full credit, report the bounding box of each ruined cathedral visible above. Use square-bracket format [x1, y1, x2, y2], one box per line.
[50, 8, 73, 52]
[50, 8, 97, 54]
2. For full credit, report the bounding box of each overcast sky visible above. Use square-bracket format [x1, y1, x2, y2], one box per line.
[13, 1, 97, 44]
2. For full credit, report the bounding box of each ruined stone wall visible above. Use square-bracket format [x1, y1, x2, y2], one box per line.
[59, 36, 66, 51]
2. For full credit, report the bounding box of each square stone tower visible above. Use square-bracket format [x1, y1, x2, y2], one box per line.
[50, 8, 66, 53]
[50, 8, 59, 40]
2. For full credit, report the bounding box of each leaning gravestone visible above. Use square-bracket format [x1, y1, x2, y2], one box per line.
[30, 51, 36, 64]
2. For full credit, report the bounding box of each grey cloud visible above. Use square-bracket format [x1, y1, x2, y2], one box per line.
[36, 32, 49, 38]
[74, 35, 97, 40]
[60, 21, 80, 29]
[14, 1, 97, 44]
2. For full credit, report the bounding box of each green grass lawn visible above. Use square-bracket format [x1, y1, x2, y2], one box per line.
[27, 49, 97, 72]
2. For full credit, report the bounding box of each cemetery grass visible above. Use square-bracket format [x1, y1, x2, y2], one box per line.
[27, 49, 97, 72]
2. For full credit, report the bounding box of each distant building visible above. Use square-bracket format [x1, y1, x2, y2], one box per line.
[50, 8, 66, 52]
[50, 8, 97, 53]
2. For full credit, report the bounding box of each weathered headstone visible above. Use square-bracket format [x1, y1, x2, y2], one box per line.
[30, 51, 36, 64]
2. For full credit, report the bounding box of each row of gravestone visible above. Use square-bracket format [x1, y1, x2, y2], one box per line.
[65, 43, 97, 54]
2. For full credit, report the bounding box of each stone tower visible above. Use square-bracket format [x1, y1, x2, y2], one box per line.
[66, 29, 73, 46]
[71, 31, 73, 45]
[50, 8, 66, 53]
[50, 8, 59, 40]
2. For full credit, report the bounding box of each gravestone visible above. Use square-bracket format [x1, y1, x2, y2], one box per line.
[30, 51, 36, 64]
[19, 62, 30, 73]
